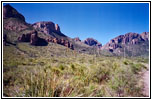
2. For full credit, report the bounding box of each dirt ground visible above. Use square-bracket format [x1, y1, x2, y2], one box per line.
[142, 64, 149, 97]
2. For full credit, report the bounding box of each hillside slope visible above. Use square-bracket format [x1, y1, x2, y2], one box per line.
[101, 32, 149, 57]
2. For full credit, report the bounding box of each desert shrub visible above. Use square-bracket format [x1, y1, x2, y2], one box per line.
[123, 60, 129, 65]
[131, 63, 146, 74]
[22, 66, 63, 97]
[3, 43, 147, 97]
[108, 64, 143, 97]
[59, 65, 65, 70]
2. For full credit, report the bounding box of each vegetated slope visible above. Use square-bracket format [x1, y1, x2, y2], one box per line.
[3, 4, 149, 97]
[3, 4, 99, 54]
[3, 41, 149, 97]
[101, 32, 149, 57]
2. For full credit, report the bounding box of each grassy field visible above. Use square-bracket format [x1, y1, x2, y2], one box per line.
[3, 42, 149, 97]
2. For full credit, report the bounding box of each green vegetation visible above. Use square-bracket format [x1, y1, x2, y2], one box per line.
[3, 42, 149, 97]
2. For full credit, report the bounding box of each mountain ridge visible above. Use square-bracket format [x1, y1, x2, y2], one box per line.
[3, 4, 149, 57]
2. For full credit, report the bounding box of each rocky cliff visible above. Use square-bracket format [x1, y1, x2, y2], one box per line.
[32, 21, 61, 34]
[83, 38, 102, 49]
[3, 4, 25, 22]
[101, 32, 149, 57]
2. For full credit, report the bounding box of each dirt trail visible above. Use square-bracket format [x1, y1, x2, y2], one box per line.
[142, 64, 149, 97]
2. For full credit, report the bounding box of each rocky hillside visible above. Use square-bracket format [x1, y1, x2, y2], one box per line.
[3, 4, 149, 57]
[3, 4, 25, 21]
[32, 21, 67, 38]
[83, 38, 102, 49]
[101, 32, 149, 57]
[3, 4, 96, 52]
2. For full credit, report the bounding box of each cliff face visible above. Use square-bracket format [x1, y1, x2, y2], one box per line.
[101, 32, 149, 57]
[3, 4, 149, 57]
[83, 38, 102, 49]
[3, 4, 29, 32]
[32, 21, 61, 34]
[3, 4, 25, 22]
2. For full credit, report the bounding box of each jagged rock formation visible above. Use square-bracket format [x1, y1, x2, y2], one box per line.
[3, 4, 25, 22]
[101, 32, 149, 57]
[55, 24, 60, 32]
[73, 37, 81, 42]
[30, 31, 39, 45]
[83, 38, 102, 49]
[3, 4, 149, 57]
[102, 32, 149, 51]
[18, 30, 48, 46]
[140, 32, 149, 41]
[3, 4, 29, 32]
[46, 37, 74, 50]
[32, 21, 61, 34]
[18, 33, 31, 42]
[122, 32, 144, 44]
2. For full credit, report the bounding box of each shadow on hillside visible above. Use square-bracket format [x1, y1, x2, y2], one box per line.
[36, 38, 48, 46]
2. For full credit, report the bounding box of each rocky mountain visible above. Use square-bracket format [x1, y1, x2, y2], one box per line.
[3, 4, 89, 51]
[101, 32, 149, 57]
[83, 38, 102, 49]
[32, 21, 66, 37]
[3, 4, 73, 49]
[3, 4, 30, 32]
[3, 4, 149, 57]
[140, 32, 149, 41]
[3, 4, 25, 22]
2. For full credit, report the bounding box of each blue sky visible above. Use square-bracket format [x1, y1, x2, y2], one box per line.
[4, 3, 149, 45]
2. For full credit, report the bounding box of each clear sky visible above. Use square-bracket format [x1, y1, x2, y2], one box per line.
[4, 3, 149, 45]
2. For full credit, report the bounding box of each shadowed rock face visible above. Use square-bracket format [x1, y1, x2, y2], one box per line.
[140, 32, 149, 41]
[83, 38, 102, 49]
[18, 30, 48, 46]
[3, 4, 25, 22]
[122, 33, 144, 44]
[3, 4, 28, 31]
[30, 31, 38, 45]
[46, 37, 74, 50]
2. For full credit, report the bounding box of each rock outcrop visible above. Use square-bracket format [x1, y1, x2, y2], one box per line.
[102, 32, 149, 52]
[140, 32, 149, 41]
[18, 33, 31, 42]
[122, 32, 144, 44]
[32, 21, 61, 34]
[3, 4, 28, 31]
[46, 37, 74, 50]
[3, 34, 7, 46]
[55, 24, 60, 32]
[18, 30, 48, 46]
[74, 37, 81, 42]
[3, 4, 25, 22]
[83, 38, 102, 49]
[30, 31, 39, 45]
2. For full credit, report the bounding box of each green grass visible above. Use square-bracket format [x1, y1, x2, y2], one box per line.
[3, 42, 148, 97]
